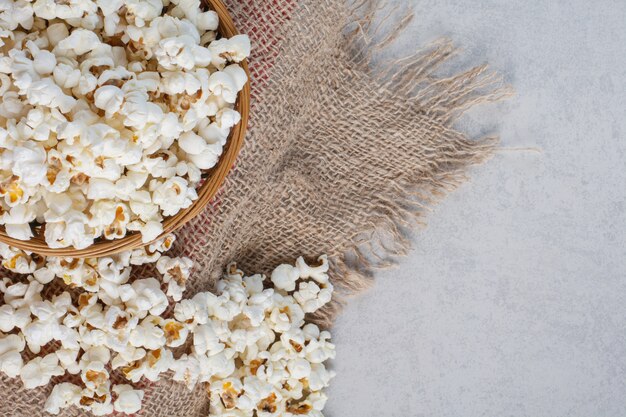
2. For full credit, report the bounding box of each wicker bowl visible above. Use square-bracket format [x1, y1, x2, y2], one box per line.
[0, 0, 250, 257]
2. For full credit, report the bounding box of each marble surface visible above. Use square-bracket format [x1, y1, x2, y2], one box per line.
[326, 1, 626, 416]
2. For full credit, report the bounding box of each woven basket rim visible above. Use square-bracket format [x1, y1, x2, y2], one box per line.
[0, 0, 249, 257]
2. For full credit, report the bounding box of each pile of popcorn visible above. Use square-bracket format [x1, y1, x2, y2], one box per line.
[0, 237, 335, 416]
[0, 0, 250, 248]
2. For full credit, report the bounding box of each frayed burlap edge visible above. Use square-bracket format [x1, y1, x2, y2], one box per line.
[316, 2, 513, 325]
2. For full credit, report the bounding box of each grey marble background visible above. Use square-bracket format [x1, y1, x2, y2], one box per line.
[326, 1, 626, 416]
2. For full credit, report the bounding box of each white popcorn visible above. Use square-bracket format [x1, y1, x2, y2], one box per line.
[129, 218, 164, 244]
[111, 346, 146, 370]
[193, 322, 224, 356]
[0, 247, 39, 274]
[209, 34, 251, 69]
[156, 255, 193, 301]
[27, 78, 77, 112]
[23, 318, 58, 353]
[113, 384, 144, 414]
[178, 131, 207, 155]
[79, 346, 111, 370]
[0, 4, 250, 248]
[271, 263, 300, 292]
[287, 357, 312, 380]
[296, 255, 330, 282]
[77, 386, 114, 416]
[186, 144, 222, 170]
[56, 29, 100, 56]
[162, 318, 189, 348]
[103, 305, 138, 351]
[151, 177, 197, 217]
[125, 0, 162, 27]
[0, 304, 30, 331]
[33, 50, 57, 75]
[93, 85, 124, 118]
[129, 315, 165, 350]
[0, 334, 25, 378]
[122, 347, 173, 383]
[44, 382, 81, 415]
[170, 353, 201, 389]
[155, 36, 211, 71]
[0, 0, 33, 31]
[2, 205, 36, 240]
[56, 348, 80, 374]
[46, 23, 69, 47]
[170, 0, 218, 31]
[293, 280, 334, 313]
[81, 360, 109, 391]
[121, 278, 168, 318]
[20, 353, 64, 389]
[12, 141, 47, 186]
[0, 276, 40, 306]
[207, 71, 240, 104]
[308, 363, 336, 392]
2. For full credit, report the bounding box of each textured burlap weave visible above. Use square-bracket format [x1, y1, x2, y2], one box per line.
[0, 0, 509, 415]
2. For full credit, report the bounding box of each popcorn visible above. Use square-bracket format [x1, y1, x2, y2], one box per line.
[56, 348, 80, 374]
[162, 318, 189, 347]
[122, 347, 173, 383]
[193, 322, 224, 356]
[112, 384, 144, 414]
[56, 29, 100, 56]
[32, 50, 57, 75]
[294, 280, 334, 314]
[20, 353, 64, 389]
[193, 256, 335, 417]
[0, 0, 34, 31]
[77, 386, 114, 416]
[0, 245, 40, 274]
[170, 0, 218, 31]
[155, 35, 212, 71]
[11, 141, 47, 187]
[93, 85, 124, 118]
[129, 315, 166, 350]
[150, 177, 197, 217]
[208, 34, 251, 69]
[46, 23, 69, 47]
[170, 353, 201, 389]
[0, 334, 25, 378]
[27, 78, 77, 113]
[121, 278, 168, 318]
[0, 1, 250, 248]
[44, 382, 82, 415]
[0, 304, 31, 331]
[81, 360, 109, 391]
[125, 0, 162, 27]
[0, 237, 333, 417]
[23, 317, 58, 353]
[207, 70, 241, 104]
[2, 205, 36, 240]
[103, 305, 138, 351]
[271, 263, 300, 292]
[156, 255, 193, 301]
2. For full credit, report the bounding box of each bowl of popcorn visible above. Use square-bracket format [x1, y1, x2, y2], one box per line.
[0, 0, 251, 257]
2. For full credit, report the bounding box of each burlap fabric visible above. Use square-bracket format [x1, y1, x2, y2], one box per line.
[0, 0, 509, 415]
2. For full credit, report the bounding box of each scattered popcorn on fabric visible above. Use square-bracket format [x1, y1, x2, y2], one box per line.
[0, 237, 335, 416]
[0, 0, 250, 248]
